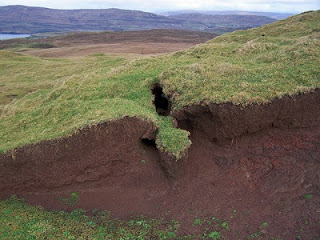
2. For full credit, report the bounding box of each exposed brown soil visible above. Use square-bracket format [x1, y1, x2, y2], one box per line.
[173, 89, 320, 141]
[0, 29, 217, 57]
[1, 90, 320, 239]
[0, 117, 160, 194]
[22, 42, 199, 58]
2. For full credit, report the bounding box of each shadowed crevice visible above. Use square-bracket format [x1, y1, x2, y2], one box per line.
[141, 138, 156, 147]
[152, 83, 171, 116]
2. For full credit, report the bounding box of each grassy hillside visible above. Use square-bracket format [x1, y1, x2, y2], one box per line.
[0, 11, 319, 158]
[0, 51, 191, 158]
[0, 52, 124, 113]
[159, 10, 320, 109]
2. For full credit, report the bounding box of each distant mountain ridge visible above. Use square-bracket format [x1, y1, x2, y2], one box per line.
[0, 5, 185, 34]
[0, 5, 277, 34]
[161, 10, 294, 20]
[169, 14, 276, 34]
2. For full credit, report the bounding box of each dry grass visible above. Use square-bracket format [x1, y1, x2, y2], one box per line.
[22, 42, 199, 58]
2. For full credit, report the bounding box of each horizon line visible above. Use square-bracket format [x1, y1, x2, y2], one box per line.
[0, 4, 300, 14]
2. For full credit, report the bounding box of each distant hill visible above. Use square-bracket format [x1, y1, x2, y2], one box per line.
[161, 10, 294, 20]
[169, 14, 276, 34]
[0, 5, 191, 34]
[0, 5, 277, 34]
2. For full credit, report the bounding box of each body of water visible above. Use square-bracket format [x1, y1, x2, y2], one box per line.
[0, 34, 30, 40]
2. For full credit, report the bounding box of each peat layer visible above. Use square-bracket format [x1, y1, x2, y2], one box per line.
[0, 89, 320, 238]
[174, 88, 320, 141]
[0, 118, 158, 194]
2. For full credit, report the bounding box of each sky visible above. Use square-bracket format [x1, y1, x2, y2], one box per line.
[0, 0, 319, 13]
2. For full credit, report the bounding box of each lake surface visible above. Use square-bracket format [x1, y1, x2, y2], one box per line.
[0, 34, 30, 40]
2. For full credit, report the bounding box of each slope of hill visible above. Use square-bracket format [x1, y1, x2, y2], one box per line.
[0, 10, 319, 159]
[0, 5, 275, 34]
[0, 10, 320, 239]
[169, 14, 276, 33]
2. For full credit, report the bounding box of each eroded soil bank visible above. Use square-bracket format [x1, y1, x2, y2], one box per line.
[0, 117, 162, 194]
[173, 88, 320, 141]
[1, 90, 320, 239]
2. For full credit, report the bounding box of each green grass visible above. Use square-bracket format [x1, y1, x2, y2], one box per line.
[0, 10, 319, 158]
[0, 197, 316, 239]
[0, 52, 190, 158]
[0, 196, 180, 240]
[0, 197, 233, 239]
[0, 51, 127, 113]
[303, 194, 314, 200]
[159, 11, 320, 109]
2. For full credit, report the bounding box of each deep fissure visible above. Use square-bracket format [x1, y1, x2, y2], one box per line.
[141, 138, 157, 147]
[152, 83, 171, 116]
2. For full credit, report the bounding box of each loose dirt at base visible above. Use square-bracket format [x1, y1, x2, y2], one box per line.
[1, 91, 320, 239]
[10, 125, 320, 239]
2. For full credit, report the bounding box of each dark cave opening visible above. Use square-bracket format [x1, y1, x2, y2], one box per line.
[152, 83, 171, 116]
[141, 138, 157, 147]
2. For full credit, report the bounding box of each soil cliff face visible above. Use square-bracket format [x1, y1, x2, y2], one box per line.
[0, 90, 320, 238]
[173, 88, 320, 142]
[0, 117, 160, 194]
[1, 89, 319, 194]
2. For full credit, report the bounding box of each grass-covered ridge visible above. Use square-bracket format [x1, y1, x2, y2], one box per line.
[0, 52, 191, 157]
[0, 11, 319, 157]
[159, 10, 320, 109]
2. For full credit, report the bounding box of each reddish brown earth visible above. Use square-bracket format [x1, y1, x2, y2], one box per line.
[1, 89, 320, 239]
[0, 29, 217, 57]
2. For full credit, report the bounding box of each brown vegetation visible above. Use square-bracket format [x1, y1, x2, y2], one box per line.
[1, 29, 217, 57]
